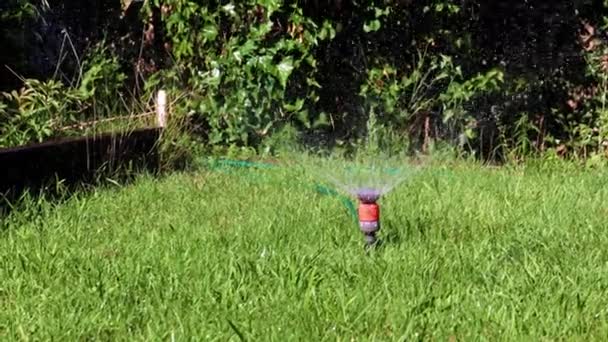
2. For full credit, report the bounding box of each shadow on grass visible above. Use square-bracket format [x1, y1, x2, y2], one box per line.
[0, 164, 177, 222]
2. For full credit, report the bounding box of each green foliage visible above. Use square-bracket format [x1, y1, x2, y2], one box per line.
[362, 3, 390, 33]
[149, 0, 334, 146]
[259, 122, 301, 156]
[0, 80, 75, 147]
[0, 0, 35, 22]
[0, 46, 129, 148]
[76, 46, 127, 104]
[569, 44, 608, 158]
[359, 48, 503, 151]
[497, 112, 542, 163]
[3, 0, 608, 164]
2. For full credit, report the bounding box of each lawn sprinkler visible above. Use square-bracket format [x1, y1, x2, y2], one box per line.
[316, 162, 408, 249]
[290, 154, 416, 249]
[356, 188, 382, 248]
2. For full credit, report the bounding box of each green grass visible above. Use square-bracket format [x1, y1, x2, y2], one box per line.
[3, 159, 608, 340]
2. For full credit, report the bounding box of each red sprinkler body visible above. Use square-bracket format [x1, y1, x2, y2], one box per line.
[356, 188, 381, 247]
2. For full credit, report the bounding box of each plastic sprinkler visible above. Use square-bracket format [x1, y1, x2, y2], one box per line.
[356, 188, 381, 248]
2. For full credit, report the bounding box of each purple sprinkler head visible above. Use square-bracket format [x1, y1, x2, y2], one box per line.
[356, 188, 382, 203]
[356, 188, 381, 248]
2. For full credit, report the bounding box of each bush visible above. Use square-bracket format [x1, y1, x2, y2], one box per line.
[146, 0, 334, 147]
[4, 0, 608, 164]
[0, 46, 129, 148]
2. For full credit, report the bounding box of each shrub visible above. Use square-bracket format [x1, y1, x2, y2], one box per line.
[146, 0, 334, 147]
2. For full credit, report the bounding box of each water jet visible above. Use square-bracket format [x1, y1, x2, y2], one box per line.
[314, 158, 415, 248]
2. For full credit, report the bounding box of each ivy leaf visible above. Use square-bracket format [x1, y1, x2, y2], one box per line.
[296, 109, 310, 128]
[312, 112, 330, 128]
[238, 40, 256, 56]
[443, 108, 455, 122]
[221, 3, 237, 17]
[363, 20, 381, 33]
[276, 57, 294, 87]
[319, 21, 336, 40]
[202, 24, 218, 41]
[283, 98, 305, 112]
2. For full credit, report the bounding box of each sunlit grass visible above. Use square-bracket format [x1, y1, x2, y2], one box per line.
[2, 159, 608, 340]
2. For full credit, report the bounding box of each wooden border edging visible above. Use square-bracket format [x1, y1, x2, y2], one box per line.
[0, 91, 168, 197]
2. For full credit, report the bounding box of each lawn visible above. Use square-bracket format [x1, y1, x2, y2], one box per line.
[2, 158, 608, 340]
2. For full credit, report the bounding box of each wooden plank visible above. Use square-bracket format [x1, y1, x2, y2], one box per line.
[0, 128, 162, 196]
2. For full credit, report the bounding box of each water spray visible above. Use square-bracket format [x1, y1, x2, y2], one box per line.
[356, 188, 382, 248]
[208, 156, 413, 250]
[320, 162, 409, 249]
